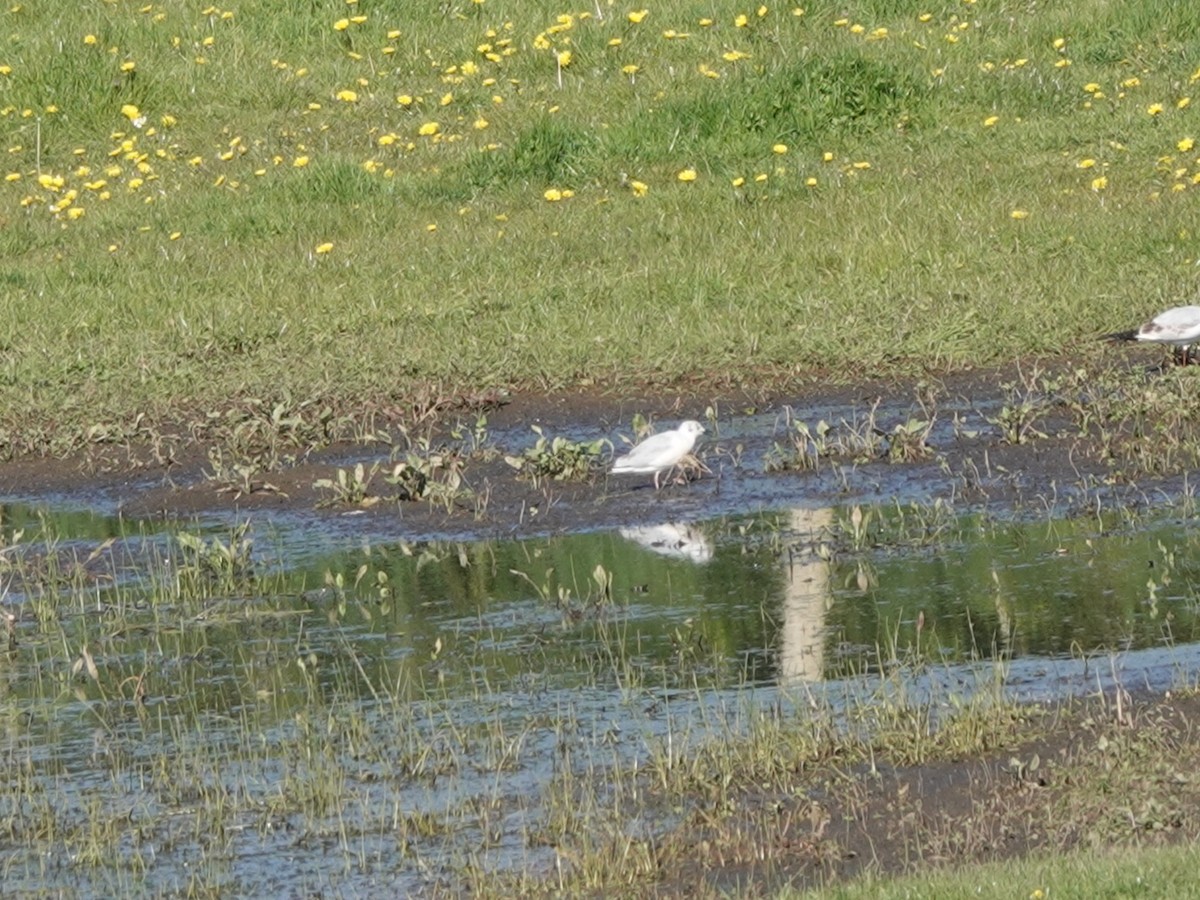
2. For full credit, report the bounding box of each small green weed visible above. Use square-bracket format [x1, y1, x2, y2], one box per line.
[174, 522, 255, 597]
[314, 462, 378, 507]
[504, 426, 608, 486]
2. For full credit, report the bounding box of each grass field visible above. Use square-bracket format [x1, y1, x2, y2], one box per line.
[2, 0, 1199, 460]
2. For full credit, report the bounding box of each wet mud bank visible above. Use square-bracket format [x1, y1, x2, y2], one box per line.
[0, 357, 1179, 539]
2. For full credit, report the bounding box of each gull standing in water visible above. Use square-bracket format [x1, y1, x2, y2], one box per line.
[610, 420, 706, 489]
[1105, 305, 1200, 365]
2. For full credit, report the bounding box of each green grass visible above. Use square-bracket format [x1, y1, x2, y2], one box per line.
[792, 842, 1200, 899]
[2, 0, 1200, 455]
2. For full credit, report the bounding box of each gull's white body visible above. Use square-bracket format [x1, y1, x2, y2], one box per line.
[1108, 305, 1200, 364]
[611, 420, 705, 489]
[1129, 305, 1200, 346]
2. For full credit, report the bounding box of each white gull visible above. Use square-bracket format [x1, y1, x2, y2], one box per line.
[610, 420, 705, 489]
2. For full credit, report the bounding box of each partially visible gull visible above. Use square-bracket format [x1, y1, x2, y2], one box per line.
[1105, 305, 1200, 365]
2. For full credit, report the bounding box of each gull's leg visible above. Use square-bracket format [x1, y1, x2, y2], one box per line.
[653, 470, 661, 490]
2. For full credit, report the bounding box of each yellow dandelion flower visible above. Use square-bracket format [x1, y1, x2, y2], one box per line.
[852, 160, 871, 170]
[426, 223, 437, 232]
[1180, 137, 1195, 152]
[378, 134, 396, 146]
[772, 143, 788, 154]
[983, 115, 999, 127]
[473, 117, 489, 129]
[1077, 158, 1095, 168]
[336, 89, 358, 102]
[315, 242, 334, 254]
[918, 12, 932, 22]
[334, 18, 349, 31]
[1010, 209, 1029, 219]
[1179, 98, 1192, 109]
[544, 188, 563, 201]
[622, 64, 639, 76]
[418, 121, 440, 136]
[397, 94, 414, 107]
[822, 151, 834, 162]
[735, 14, 748, 27]
[1148, 103, 1164, 116]
[169, 231, 182, 240]
[1091, 176, 1108, 191]
[83, 34, 97, 45]
[630, 180, 648, 196]
[293, 156, 310, 167]
[628, 9, 648, 24]
[556, 50, 572, 67]
[677, 168, 698, 182]
[805, 176, 817, 186]
[120, 61, 136, 72]
[4, 172, 19, 182]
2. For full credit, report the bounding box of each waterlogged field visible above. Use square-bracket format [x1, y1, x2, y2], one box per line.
[1, 1, 1200, 457]
[2, 493, 1200, 894]
[6, 0, 1200, 893]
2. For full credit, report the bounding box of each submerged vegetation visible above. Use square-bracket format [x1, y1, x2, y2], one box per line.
[2, 498, 1200, 893]
[2, 1, 1200, 461]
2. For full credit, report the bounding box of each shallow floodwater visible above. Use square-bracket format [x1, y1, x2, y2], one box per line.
[1, 497, 1198, 894]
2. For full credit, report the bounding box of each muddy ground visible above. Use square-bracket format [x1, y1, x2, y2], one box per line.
[0, 355, 1174, 539]
[657, 689, 1200, 895]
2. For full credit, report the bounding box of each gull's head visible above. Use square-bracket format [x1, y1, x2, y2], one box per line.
[679, 420, 706, 437]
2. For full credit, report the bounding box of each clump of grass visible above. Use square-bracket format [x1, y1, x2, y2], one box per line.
[174, 522, 256, 597]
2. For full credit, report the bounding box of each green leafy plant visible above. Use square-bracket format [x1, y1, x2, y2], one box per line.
[314, 462, 378, 507]
[504, 426, 608, 486]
